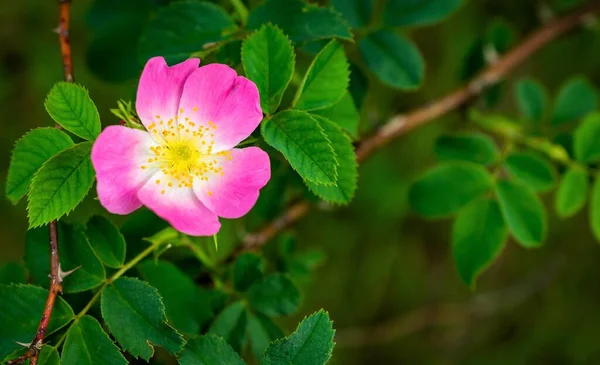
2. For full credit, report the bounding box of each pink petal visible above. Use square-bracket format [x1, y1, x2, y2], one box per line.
[193, 147, 270, 219]
[91, 125, 158, 215]
[178, 64, 263, 152]
[137, 171, 221, 236]
[136, 57, 200, 137]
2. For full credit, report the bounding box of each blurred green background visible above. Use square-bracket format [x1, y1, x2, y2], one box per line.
[2, 0, 600, 364]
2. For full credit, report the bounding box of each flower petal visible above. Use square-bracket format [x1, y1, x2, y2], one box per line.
[178, 64, 263, 152]
[137, 171, 221, 236]
[136, 57, 200, 137]
[91, 125, 158, 215]
[193, 147, 270, 219]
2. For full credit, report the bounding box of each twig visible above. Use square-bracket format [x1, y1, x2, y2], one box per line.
[8, 1, 74, 364]
[238, 2, 600, 252]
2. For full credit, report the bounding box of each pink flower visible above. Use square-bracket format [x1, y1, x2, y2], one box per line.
[91, 57, 270, 236]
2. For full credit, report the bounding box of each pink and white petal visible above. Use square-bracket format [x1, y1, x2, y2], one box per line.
[91, 125, 159, 215]
[137, 171, 221, 236]
[136, 57, 200, 136]
[193, 147, 270, 219]
[178, 64, 263, 152]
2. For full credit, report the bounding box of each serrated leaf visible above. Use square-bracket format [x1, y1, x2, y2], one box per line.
[45, 82, 101, 140]
[331, 0, 373, 28]
[233, 253, 264, 292]
[0, 285, 74, 361]
[262, 310, 335, 365]
[552, 76, 597, 125]
[305, 116, 357, 204]
[208, 300, 248, 353]
[139, 1, 237, 64]
[452, 198, 508, 287]
[494, 180, 547, 248]
[574, 112, 600, 163]
[6, 128, 74, 204]
[247, 313, 284, 359]
[247, 274, 300, 316]
[62, 315, 127, 365]
[101, 277, 185, 361]
[555, 166, 588, 218]
[590, 178, 600, 242]
[86, 216, 126, 269]
[383, 0, 463, 27]
[293, 40, 349, 111]
[178, 335, 245, 365]
[0, 262, 26, 285]
[262, 110, 338, 185]
[37, 346, 60, 365]
[515, 78, 548, 122]
[359, 30, 424, 90]
[434, 132, 499, 165]
[503, 151, 557, 192]
[242, 24, 295, 115]
[409, 162, 493, 218]
[27, 142, 95, 228]
[312, 92, 360, 139]
[247, 0, 352, 43]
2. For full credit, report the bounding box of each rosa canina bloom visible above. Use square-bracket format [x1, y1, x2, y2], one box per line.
[91, 57, 270, 236]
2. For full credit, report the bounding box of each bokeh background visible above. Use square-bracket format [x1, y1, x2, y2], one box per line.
[2, 0, 600, 364]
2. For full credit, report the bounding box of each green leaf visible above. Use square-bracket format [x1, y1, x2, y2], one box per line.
[27, 142, 95, 228]
[38, 346, 60, 365]
[60, 222, 106, 293]
[138, 260, 216, 334]
[590, 178, 600, 242]
[305, 116, 358, 204]
[45, 82, 101, 140]
[311, 92, 360, 139]
[6, 128, 74, 204]
[503, 151, 558, 192]
[0, 262, 26, 285]
[242, 24, 295, 115]
[247, 274, 300, 316]
[233, 253, 264, 292]
[359, 30, 424, 90]
[24, 227, 51, 287]
[262, 310, 335, 365]
[384, 0, 463, 27]
[409, 162, 493, 218]
[494, 180, 547, 248]
[293, 40, 349, 111]
[551, 76, 597, 125]
[101, 277, 185, 361]
[247, 313, 284, 359]
[262, 110, 338, 185]
[178, 335, 245, 365]
[331, 0, 373, 28]
[452, 198, 508, 287]
[434, 132, 499, 165]
[62, 315, 127, 365]
[247, 0, 352, 43]
[86, 216, 126, 269]
[574, 112, 600, 163]
[555, 166, 588, 218]
[0, 284, 74, 361]
[515, 78, 548, 122]
[139, 1, 237, 64]
[208, 300, 248, 353]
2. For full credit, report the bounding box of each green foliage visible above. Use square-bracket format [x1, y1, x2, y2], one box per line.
[262, 310, 335, 365]
[590, 178, 600, 242]
[551, 76, 598, 125]
[503, 151, 557, 192]
[0, 262, 26, 284]
[0, 285, 74, 360]
[494, 180, 547, 248]
[434, 133, 499, 165]
[383, 0, 463, 27]
[555, 166, 589, 218]
[178, 335, 245, 365]
[331, 0, 373, 28]
[101, 277, 185, 361]
[242, 25, 295, 115]
[5, 128, 73, 204]
[208, 300, 248, 353]
[452, 198, 508, 287]
[247, 313, 284, 359]
[44, 82, 101, 141]
[574, 112, 600, 163]
[311, 92, 360, 139]
[27, 142, 95, 228]
[60, 222, 106, 293]
[86, 216, 126, 269]
[62, 315, 128, 365]
[247, 0, 352, 43]
[233, 253, 264, 292]
[515, 78, 548, 122]
[293, 40, 349, 111]
[37, 346, 60, 365]
[247, 274, 301, 316]
[139, 1, 237, 64]
[359, 30, 424, 90]
[409, 162, 493, 218]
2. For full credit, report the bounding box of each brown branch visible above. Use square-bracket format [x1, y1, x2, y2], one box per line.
[239, 2, 600, 252]
[8, 1, 73, 364]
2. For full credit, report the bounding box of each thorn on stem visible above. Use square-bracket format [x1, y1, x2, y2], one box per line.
[58, 265, 79, 282]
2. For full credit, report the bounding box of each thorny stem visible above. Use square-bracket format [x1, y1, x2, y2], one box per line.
[238, 2, 600, 253]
